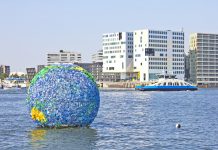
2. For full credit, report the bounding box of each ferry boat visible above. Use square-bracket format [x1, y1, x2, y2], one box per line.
[2, 78, 27, 89]
[135, 74, 197, 91]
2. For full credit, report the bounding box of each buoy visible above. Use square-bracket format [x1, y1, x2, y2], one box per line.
[176, 123, 181, 128]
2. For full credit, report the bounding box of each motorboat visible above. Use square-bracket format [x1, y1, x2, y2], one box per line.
[135, 74, 197, 91]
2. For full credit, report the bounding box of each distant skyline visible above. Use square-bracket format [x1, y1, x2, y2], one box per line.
[0, 0, 218, 72]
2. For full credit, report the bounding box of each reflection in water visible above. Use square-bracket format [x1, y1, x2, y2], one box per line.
[29, 127, 98, 150]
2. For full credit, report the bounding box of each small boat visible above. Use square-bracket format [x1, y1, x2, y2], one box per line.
[135, 74, 197, 91]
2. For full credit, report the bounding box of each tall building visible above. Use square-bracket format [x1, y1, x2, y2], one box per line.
[92, 50, 103, 63]
[47, 50, 82, 65]
[0, 65, 10, 77]
[133, 29, 185, 81]
[102, 32, 135, 80]
[189, 33, 218, 87]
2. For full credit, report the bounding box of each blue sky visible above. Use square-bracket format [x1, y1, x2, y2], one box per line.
[0, 0, 218, 71]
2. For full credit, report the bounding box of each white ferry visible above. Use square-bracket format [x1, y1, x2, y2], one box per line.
[135, 74, 197, 91]
[2, 78, 27, 89]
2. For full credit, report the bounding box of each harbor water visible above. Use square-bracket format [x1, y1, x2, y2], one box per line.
[0, 88, 218, 149]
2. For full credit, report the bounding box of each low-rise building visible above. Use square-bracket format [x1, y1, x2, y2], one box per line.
[37, 65, 45, 72]
[26, 68, 36, 82]
[47, 50, 82, 65]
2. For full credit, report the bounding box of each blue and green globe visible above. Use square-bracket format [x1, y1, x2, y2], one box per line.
[27, 64, 100, 127]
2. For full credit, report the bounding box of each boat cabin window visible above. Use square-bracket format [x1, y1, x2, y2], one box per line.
[180, 82, 183, 86]
[168, 82, 172, 86]
[158, 83, 161, 85]
[163, 82, 166, 86]
[175, 82, 179, 86]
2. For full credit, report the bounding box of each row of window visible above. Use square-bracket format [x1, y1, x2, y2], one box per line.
[149, 30, 168, 35]
[172, 67, 184, 70]
[172, 36, 184, 40]
[149, 66, 167, 69]
[149, 39, 168, 43]
[149, 58, 167, 61]
[173, 58, 184, 61]
[172, 45, 184, 48]
[155, 49, 167, 52]
[104, 50, 122, 54]
[149, 35, 167, 39]
[172, 63, 184, 65]
[103, 42, 120, 46]
[127, 46, 133, 48]
[173, 41, 184, 44]
[149, 44, 167, 47]
[149, 62, 167, 65]
[172, 49, 184, 52]
[172, 54, 184, 57]
[174, 71, 184, 74]
[197, 78, 218, 81]
[127, 37, 133, 40]
[103, 46, 121, 50]
[172, 32, 184, 36]
[128, 50, 133, 53]
[103, 38, 119, 42]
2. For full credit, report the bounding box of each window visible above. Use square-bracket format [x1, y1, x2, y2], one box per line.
[109, 67, 114, 70]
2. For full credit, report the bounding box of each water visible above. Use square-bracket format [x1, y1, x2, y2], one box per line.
[0, 88, 218, 150]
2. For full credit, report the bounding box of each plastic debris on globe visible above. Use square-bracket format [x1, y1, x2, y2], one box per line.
[26, 64, 100, 127]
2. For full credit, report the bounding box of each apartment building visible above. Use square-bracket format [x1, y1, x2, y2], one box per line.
[189, 33, 218, 87]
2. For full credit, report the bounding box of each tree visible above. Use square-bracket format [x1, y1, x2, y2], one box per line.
[0, 73, 7, 80]
[10, 73, 19, 78]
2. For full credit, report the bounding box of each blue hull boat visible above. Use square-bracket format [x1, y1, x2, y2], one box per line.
[135, 85, 198, 91]
[135, 74, 198, 91]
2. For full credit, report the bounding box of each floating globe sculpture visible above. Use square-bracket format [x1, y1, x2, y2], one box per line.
[27, 64, 100, 127]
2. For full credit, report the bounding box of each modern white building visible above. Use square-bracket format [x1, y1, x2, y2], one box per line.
[47, 50, 82, 65]
[133, 29, 185, 81]
[189, 33, 218, 87]
[92, 50, 103, 63]
[102, 32, 135, 80]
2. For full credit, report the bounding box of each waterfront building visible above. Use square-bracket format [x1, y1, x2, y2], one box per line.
[47, 50, 82, 65]
[75, 63, 92, 73]
[189, 33, 218, 87]
[75, 62, 104, 82]
[102, 32, 135, 81]
[26, 68, 36, 82]
[37, 65, 45, 73]
[133, 29, 185, 82]
[91, 62, 103, 81]
[0, 65, 10, 77]
[92, 50, 103, 63]
[184, 53, 190, 81]
[188, 50, 197, 83]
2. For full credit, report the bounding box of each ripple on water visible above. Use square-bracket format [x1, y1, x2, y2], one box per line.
[0, 89, 218, 149]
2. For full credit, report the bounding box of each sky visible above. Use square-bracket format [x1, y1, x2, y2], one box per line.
[0, 0, 218, 72]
